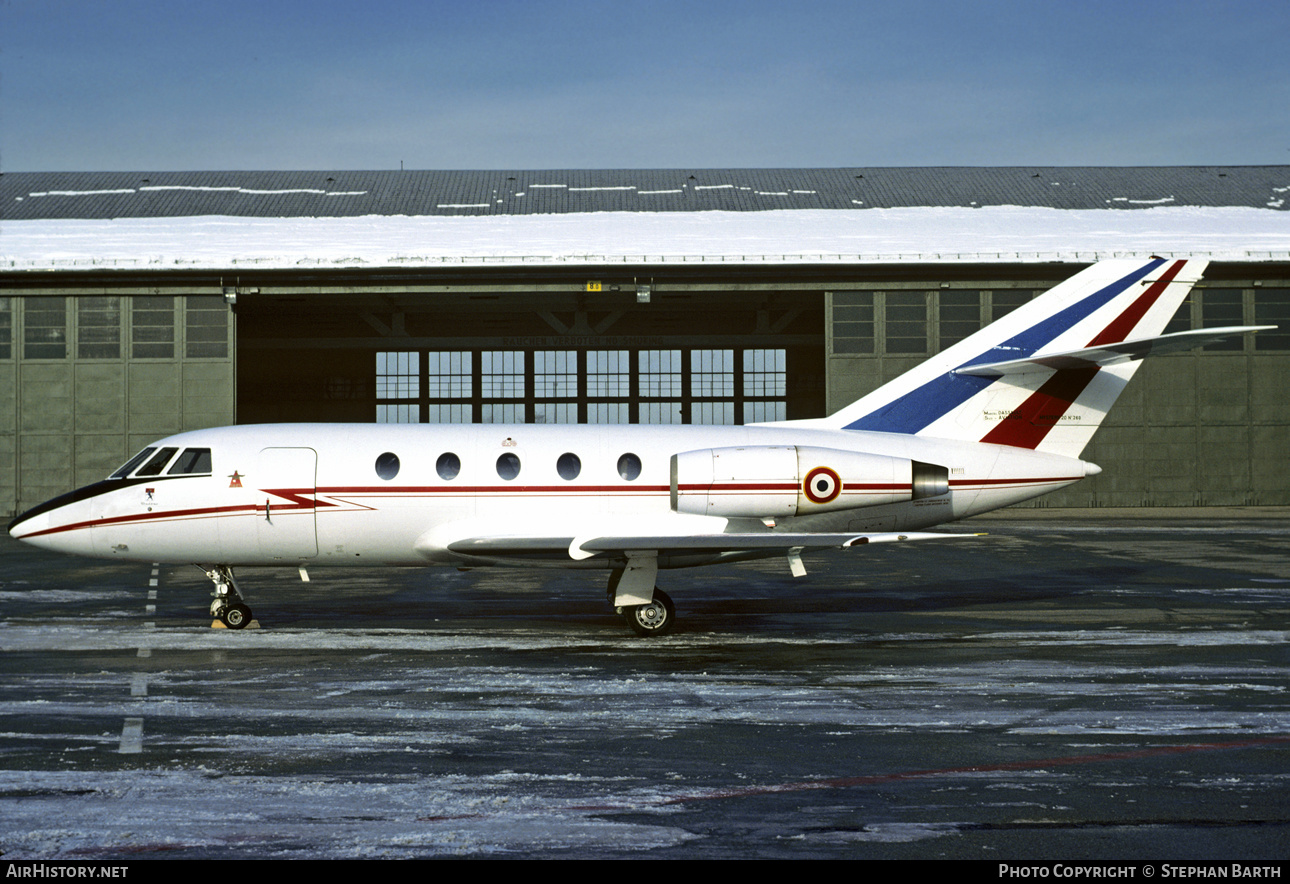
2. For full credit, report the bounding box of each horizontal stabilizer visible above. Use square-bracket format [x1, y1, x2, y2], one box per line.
[953, 326, 1274, 377]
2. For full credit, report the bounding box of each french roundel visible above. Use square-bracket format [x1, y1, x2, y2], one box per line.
[803, 466, 842, 504]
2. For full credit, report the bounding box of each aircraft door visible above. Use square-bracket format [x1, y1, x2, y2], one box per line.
[255, 447, 319, 559]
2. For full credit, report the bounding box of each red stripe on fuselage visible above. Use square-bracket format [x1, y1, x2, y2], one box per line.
[16, 476, 1080, 540]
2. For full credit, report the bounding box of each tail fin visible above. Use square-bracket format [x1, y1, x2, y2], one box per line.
[825, 257, 1216, 458]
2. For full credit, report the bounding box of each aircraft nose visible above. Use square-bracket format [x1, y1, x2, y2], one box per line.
[7, 481, 106, 554]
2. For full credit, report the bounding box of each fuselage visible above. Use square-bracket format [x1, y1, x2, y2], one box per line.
[9, 422, 1094, 569]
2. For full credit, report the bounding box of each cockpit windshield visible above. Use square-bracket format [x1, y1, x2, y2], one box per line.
[109, 447, 156, 479]
[135, 447, 180, 477]
[167, 448, 212, 475]
[108, 446, 213, 479]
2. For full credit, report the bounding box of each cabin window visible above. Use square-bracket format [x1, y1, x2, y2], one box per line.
[557, 452, 581, 480]
[375, 452, 400, 480]
[617, 453, 642, 481]
[135, 447, 179, 477]
[436, 452, 461, 480]
[496, 452, 521, 481]
[167, 448, 212, 475]
[110, 447, 157, 479]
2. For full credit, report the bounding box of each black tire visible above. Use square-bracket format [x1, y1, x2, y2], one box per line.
[222, 602, 252, 630]
[623, 589, 675, 637]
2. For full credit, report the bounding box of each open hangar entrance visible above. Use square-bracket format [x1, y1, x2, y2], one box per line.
[233, 265, 827, 427]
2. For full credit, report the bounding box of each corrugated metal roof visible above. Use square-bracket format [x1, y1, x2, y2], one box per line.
[3, 167, 1287, 221]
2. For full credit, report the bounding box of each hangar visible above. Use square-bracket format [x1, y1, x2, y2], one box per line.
[2, 167, 1288, 518]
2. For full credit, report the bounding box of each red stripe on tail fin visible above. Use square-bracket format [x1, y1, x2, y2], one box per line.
[979, 367, 1099, 449]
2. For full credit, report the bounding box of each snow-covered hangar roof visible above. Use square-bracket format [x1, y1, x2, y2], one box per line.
[3, 167, 1289, 270]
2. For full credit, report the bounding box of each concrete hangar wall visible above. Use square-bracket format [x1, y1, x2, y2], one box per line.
[2, 167, 1289, 518]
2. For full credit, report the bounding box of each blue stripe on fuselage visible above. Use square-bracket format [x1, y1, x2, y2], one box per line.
[843, 258, 1163, 433]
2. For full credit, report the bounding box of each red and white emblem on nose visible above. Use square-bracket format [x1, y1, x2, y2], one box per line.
[803, 466, 842, 504]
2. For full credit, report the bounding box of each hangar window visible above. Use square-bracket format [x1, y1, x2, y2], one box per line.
[132, 296, 175, 359]
[0, 298, 11, 359]
[617, 453, 642, 481]
[436, 452, 461, 480]
[586, 350, 630, 424]
[369, 346, 787, 426]
[831, 292, 874, 354]
[168, 448, 212, 475]
[990, 290, 1033, 322]
[23, 297, 67, 360]
[1254, 289, 1290, 350]
[427, 351, 472, 422]
[638, 350, 682, 424]
[377, 352, 421, 423]
[1201, 290, 1244, 351]
[185, 296, 228, 358]
[482, 351, 525, 423]
[937, 291, 981, 350]
[375, 452, 400, 480]
[78, 297, 121, 359]
[691, 350, 734, 425]
[534, 350, 577, 424]
[742, 348, 786, 423]
[557, 452, 581, 480]
[885, 292, 929, 354]
[496, 452, 521, 480]
[588, 350, 630, 396]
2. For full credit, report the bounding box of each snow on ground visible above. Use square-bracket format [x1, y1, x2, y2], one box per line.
[3, 206, 1289, 271]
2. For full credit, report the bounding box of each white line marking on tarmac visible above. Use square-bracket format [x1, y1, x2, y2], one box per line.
[119, 718, 143, 754]
[131, 674, 148, 697]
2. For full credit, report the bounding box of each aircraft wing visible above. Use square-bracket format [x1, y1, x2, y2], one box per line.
[443, 530, 982, 560]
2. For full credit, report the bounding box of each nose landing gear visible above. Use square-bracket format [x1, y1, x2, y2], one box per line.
[203, 565, 255, 629]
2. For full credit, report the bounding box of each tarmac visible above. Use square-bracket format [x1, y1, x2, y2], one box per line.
[1, 510, 1287, 859]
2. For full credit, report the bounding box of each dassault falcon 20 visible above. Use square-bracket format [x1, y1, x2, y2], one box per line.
[9, 257, 1270, 635]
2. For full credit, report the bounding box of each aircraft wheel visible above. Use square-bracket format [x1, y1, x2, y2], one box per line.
[623, 589, 674, 637]
[209, 598, 227, 618]
[221, 602, 252, 630]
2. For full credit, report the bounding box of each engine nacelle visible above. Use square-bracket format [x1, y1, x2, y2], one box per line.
[670, 445, 949, 518]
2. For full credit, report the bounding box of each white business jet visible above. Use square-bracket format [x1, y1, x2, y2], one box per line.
[8, 258, 1269, 635]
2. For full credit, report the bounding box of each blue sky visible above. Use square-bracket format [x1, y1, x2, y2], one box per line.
[3, 0, 1288, 171]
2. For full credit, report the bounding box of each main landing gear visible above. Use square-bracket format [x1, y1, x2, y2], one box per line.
[203, 565, 255, 629]
[617, 588, 675, 637]
[607, 558, 675, 636]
